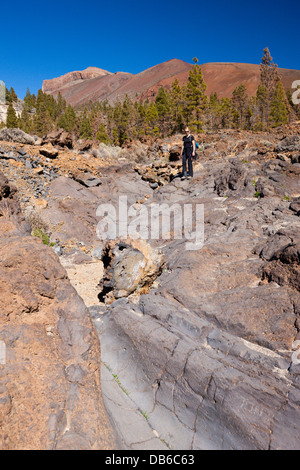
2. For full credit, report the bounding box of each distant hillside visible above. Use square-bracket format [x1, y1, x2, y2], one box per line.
[43, 59, 300, 107]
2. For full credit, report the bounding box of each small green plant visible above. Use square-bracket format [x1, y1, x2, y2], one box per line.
[283, 195, 290, 201]
[139, 408, 149, 421]
[32, 228, 55, 246]
[112, 374, 130, 396]
[254, 191, 260, 198]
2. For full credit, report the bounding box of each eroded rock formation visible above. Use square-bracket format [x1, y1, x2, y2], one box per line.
[0, 172, 116, 450]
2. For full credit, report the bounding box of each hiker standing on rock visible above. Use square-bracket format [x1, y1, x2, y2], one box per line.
[181, 127, 195, 180]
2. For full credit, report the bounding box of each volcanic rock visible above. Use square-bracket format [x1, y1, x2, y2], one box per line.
[99, 239, 165, 303]
[0, 172, 116, 450]
[98, 130, 300, 450]
[0, 128, 35, 145]
[39, 145, 59, 158]
[41, 129, 73, 149]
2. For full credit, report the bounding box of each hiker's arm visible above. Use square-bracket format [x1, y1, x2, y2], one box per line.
[181, 142, 184, 157]
[192, 139, 195, 156]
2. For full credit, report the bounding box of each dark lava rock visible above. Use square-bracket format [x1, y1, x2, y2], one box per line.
[99, 143, 300, 450]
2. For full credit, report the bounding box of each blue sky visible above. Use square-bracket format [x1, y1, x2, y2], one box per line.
[1, 0, 299, 99]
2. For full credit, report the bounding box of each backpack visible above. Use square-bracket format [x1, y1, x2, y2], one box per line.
[192, 137, 199, 159]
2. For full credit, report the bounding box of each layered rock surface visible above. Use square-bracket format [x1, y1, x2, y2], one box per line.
[97, 129, 300, 449]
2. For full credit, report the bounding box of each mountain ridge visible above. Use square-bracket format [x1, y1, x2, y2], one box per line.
[42, 59, 300, 107]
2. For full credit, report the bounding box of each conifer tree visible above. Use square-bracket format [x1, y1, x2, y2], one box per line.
[96, 122, 111, 144]
[33, 89, 49, 135]
[6, 102, 18, 128]
[10, 87, 18, 102]
[207, 92, 221, 130]
[231, 84, 249, 128]
[5, 87, 11, 104]
[219, 98, 233, 128]
[20, 106, 33, 133]
[24, 88, 36, 110]
[259, 47, 279, 127]
[145, 102, 159, 136]
[184, 61, 207, 132]
[155, 87, 170, 136]
[169, 78, 184, 132]
[269, 78, 289, 127]
[260, 48, 278, 95]
[58, 104, 77, 133]
[79, 108, 92, 139]
[56, 92, 67, 117]
[255, 84, 268, 130]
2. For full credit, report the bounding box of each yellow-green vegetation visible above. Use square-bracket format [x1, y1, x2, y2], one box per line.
[31, 228, 55, 246]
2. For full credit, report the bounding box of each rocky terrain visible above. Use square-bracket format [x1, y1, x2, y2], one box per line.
[42, 59, 300, 106]
[0, 134, 116, 450]
[0, 122, 299, 449]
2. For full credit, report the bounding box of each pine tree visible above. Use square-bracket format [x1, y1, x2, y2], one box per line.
[255, 84, 268, 130]
[33, 89, 49, 135]
[219, 98, 233, 128]
[169, 78, 184, 132]
[10, 87, 18, 102]
[5, 87, 11, 104]
[20, 106, 33, 133]
[96, 122, 111, 144]
[79, 108, 92, 139]
[184, 62, 207, 132]
[58, 104, 77, 133]
[6, 102, 18, 128]
[231, 84, 249, 128]
[259, 47, 279, 127]
[260, 48, 278, 94]
[145, 102, 159, 136]
[269, 78, 289, 127]
[56, 92, 67, 117]
[24, 88, 36, 110]
[207, 92, 221, 130]
[155, 87, 170, 136]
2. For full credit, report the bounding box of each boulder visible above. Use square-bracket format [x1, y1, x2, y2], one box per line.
[72, 171, 102, 187]
[99, 239, 165, 303]
[42, 129, 73, 149]
[39, 145, 59, 158]
[275, 136, 300, 152]
[0, 128, 35, 145]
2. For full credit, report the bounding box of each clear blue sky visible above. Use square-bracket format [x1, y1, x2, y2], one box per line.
[1, 0, 299, 99]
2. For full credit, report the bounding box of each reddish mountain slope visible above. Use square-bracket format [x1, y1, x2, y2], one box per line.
[140, 62, 300, 101]
[43, 60, 300, 106]
[107, 59, 193, 102]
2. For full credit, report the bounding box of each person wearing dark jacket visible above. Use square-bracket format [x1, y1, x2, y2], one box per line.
[180, 127, 195, 180]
